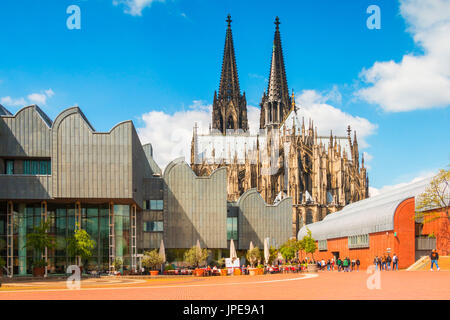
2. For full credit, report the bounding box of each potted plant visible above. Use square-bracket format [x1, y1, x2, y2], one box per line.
[300, 229, 318, 272]
[24, 221, 55, 277]
[32, 259, 48, 277]
[0, 257, 6, 277]
[246, 247, 261, 276]
[67, 224, 96, 274]
[218, 258, 227, 276]
[113, 257, 123, 274]
[183, 246, 210, 276]
[257, 264, 265, 275]
[142, 250, 164, 276]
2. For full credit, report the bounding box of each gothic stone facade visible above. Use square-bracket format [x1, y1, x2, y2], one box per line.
[191, 16, 369, 237]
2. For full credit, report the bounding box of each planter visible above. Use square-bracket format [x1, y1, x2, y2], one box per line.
[33, 267, 45, 277]
[194, 269, 204, 277]
[220, 269, 228, 276]
[307, 264, 318, 273]
[233, 268, 241, 276]
[257, 268, 264, 275]
[150, 270, 159, 276]
[249, 268, 257, 276]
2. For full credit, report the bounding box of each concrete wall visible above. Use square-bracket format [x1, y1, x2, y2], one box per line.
[0, 175, 52, 199]
[0, 105, 52, 157]
[51, 107, 133, 200]
[163, 159, 227, 249]
[237, 189, 292, 250]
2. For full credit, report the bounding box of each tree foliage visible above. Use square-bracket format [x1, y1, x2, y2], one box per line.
[246, 247, 261, 267]
[67, 225, 96, 264]
[415, 167, 450, 224]
[299, 228, 317, 260]
[184, 246, 210, 268]
[25, 221, 55, 262]
[279, 239, 301, 262]
[142, 249, 165, 270]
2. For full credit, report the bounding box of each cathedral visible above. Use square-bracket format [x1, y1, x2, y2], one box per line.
[191, 16, 369, 237]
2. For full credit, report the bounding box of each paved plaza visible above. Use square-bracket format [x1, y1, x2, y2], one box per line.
[0, 271, 448, 300]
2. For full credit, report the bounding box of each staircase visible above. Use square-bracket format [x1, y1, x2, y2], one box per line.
[407, 256, 450, 271]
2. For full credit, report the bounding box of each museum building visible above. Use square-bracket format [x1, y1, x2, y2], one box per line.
[0, 104, 292, 276]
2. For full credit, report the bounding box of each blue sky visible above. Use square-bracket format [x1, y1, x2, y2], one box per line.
[0, 0, 449, 193]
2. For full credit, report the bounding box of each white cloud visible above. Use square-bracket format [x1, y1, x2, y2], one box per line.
[137, 101, 261, 170]
[0, 96, 27, 107]
[137, 101, 212, 169]
[356, 0, 450, 112]
[27, 93, 48, 105]
[369, 170, 436, 197]
[296, 88, 378, 148]
[113, 0, 164, 16]
[1, 89, 55, 108]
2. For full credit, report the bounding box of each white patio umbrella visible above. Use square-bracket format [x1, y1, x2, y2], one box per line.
[249, 241, 254, 251]
[264, 237, 270, 265]
[159, 239, 166, 273]
[229, 239, 237, 261]
[196, 239, 202, 254]
[159, 239, 166, 264]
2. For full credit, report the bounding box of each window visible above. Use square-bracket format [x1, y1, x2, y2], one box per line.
[227, 217, 238, 241]
[143, 200, 163, 210]
[5, 160, 14, 174]
[318, 240, 328, 251]
[143, 221, 163, 232]
[23, 160, 51, 175]
[348, 234, 369, 249]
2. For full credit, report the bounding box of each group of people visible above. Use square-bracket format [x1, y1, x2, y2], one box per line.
[314, 257, 361, 272]
[373, 254, 399, 271]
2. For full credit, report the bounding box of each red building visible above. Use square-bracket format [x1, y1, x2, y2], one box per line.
[298, 177, 449, 269]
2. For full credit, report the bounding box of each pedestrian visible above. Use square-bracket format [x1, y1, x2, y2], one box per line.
[356, 258, 360, 271]
[343, 257, 349, 272]
[327, 259, 331, 271]
[430, 249, 440, 271]
[337, 258, 342, 272]
[351, 259, 356, 271]
[386, 254, 392, 271]
[382, 256, 386, 271]
[374, 256, 378, 268]
[392, 254, 398, 271]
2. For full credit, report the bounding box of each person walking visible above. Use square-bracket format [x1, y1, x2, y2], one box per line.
[351, 259, 356, 271]
[337, 258, 342, 272]
[430, 249, 440, 271]
[356, 258, 360, 272]
[343, 257, 349, 272]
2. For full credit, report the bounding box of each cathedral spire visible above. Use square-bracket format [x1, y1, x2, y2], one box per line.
[218, 14, 240, 99]
[267, 17, 290, 103]
[260, 16, 292, 129]
[212, 15, 248, 134]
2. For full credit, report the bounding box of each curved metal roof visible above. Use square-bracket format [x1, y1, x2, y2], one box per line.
[297, 177, 433, 241]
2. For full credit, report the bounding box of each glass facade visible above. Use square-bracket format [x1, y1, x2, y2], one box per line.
[143, 221, 163, 232]
[0, 202, 131, 275]
[143, 200, 163, 210]
[23, 160, 51, 175]
[227, 217, 238, 240]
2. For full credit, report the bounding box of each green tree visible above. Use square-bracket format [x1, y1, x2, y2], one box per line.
[300, 228, 317, 261]
[246, 247, 261, 267]
[415, 167, 450, 223]
[67, 224, 96, 267]
[142, 250, 164, 271]
[184, 246, 210, 268]
[267, 246, 278, 265]
[25, 221, 55, 268]
[279, 239, 301, 263]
